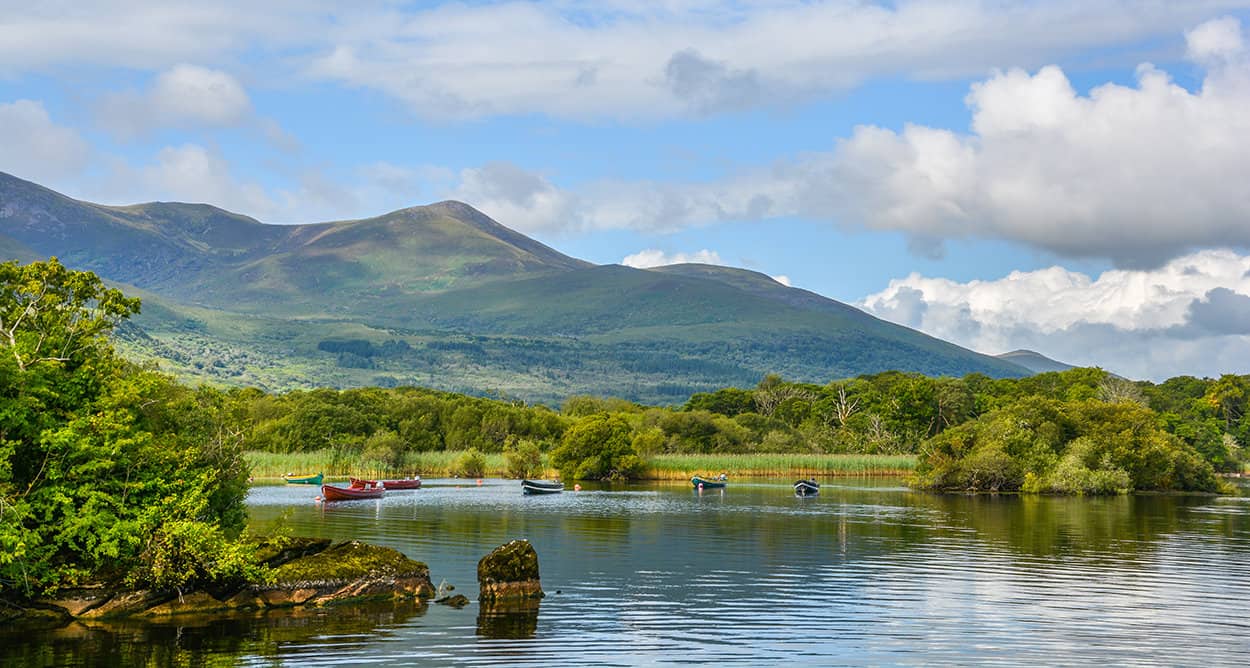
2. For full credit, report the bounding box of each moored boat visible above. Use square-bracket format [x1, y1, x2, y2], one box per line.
[382, 478, 422, 490]
[349, 477, 379, 489]
[794, 479, 820, 496]
[321, 484, 384, 501]
[521, 479, 564, 495]
[284, 472, 323, 485]
[691, 475, 727, 489]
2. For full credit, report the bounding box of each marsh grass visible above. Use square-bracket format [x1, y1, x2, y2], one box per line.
[246, 450, 914, 480]
[245, 449, 532, 479]
[645, 453, 916, 479]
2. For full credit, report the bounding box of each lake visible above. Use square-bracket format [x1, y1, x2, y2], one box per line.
[5, 478, 1250, 666]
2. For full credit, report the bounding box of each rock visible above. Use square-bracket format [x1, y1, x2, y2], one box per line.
[437, 594, 470, 608]
[254, 537, 334, 567]
[477, 540, 544, 602]
[78, 590, 173, 619]
[260, 540, 435, 606]
[138, 591, 234, 617]
[16, 539, 434, 623]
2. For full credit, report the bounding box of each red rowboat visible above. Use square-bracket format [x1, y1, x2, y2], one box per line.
[321, 484, 383, 501]
[382, 478, 422, 490]
[349, 477, 379, 489]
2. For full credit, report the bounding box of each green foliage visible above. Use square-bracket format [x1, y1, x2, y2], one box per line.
[0, 259, 258, 598]
[551, 413, 644, 480]
[453, 448, 488, 478]
[504, 439, 546, 479]
[915, 398, 1220, 494]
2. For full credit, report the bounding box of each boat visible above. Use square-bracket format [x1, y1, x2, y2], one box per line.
[321, 484, 383, 501]
[794, 479, 820, 496]
[382, 478, 422, 490]
[691, 475, 727, 489]
[521, 479, 564, 495]
[283, 472, 323, 485]
[349, 477, 379, 489]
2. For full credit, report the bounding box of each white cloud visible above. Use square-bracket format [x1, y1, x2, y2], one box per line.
[454, 18, 1250, 268]
[858, 248, 1250, 380]
[1, 2, 1247, 121]
[130, 144, 276, 216]
[621, 248, 725, 268]
[97, 64, 253, 137]
[806, 20, 1250, 267]
[0, 100, 90, 182]
[448, 162, 581, 234]
[771, 275, 792, 287]
[302, 2, 1250, 120]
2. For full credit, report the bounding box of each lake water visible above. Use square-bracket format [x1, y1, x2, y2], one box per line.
[5, 478, 1250, 666]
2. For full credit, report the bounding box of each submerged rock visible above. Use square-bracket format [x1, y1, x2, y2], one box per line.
[477, 540, 544, 602]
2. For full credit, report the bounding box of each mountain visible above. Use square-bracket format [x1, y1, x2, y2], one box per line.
[0, 172, 1029, 403]
[994, 349, 1074, 374]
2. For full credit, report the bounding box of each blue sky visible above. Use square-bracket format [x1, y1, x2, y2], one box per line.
[3, 1, 1250, 380]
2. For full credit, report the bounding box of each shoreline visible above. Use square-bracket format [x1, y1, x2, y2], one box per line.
[245, 451, 917, 480]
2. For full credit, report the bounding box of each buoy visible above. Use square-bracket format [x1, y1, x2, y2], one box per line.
[697, 483, 703, 490]
[315, 496, 323, 502]
[573, 484, 581, 491]
[476, 479, 483, 485]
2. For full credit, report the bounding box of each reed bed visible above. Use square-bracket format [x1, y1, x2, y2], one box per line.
[644, 453, 916, 479]
[245, 450, 519, 479]
[245, 450, 914, 481]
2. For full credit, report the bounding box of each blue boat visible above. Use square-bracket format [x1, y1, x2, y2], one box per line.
[794, 479, 820, 496]
[691, 475, 727, 489]
[522, 479, 564, 495]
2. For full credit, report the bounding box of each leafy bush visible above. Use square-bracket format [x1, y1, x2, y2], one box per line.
[453, 448, 487, 478]
[504, 440, 545, 479]
[551, 413, 645, 480]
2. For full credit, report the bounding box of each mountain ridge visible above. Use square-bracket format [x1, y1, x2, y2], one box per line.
[0, 171, 1030, 402]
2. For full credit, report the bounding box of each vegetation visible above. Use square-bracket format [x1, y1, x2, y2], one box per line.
[0, 259, 261, 599]
[227, 364, 1242, 491]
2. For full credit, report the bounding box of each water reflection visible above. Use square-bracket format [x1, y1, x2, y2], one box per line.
[477, 600, 541, 639]
[7, 479, 1250, 666]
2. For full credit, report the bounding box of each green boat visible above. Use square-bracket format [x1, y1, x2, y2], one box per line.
[283, 472, 324, 485]
[691, 475, 727, 489]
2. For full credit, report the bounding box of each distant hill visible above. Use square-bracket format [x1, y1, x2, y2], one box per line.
[0, 171, 1030, 403]
[994, 349, 1075, 374]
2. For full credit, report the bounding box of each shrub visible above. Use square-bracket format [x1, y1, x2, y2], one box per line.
[453, 449, 487, 478]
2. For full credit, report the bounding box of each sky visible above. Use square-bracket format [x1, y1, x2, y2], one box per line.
[3, 1, 1250, 381]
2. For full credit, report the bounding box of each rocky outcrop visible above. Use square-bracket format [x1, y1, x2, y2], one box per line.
[477, 539, 544, 602]
[16, 538, 434, 621]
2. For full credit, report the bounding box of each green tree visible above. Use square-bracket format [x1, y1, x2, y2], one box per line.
[0, 259, 257, 597]
[550, 413, 644, 480]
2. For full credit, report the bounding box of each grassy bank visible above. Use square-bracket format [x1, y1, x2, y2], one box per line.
[245, 450, 915, 480]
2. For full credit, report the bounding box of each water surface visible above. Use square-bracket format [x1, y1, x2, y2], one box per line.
[5, 478, 1249, 666]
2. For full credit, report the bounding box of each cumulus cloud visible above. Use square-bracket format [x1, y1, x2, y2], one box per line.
[97, 65, 253, 137]
[771, 275, 792, 287]
[0, 100, 90, 182]
[621, 249, 725, 268]
[453, 18, 1250, 268]
[858, 249, 1250, 380]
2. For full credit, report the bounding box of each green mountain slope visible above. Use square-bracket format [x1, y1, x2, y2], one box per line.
[994, 349, 1075, 374]
[0, 172, 586, 314]
[1, 171, 1029, 403]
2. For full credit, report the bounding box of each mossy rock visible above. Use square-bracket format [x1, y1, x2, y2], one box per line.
[272, 541, 428, 588]
[254, 537, 333, 568]
[477, 540, 540, 584]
